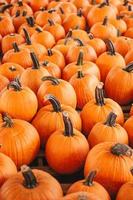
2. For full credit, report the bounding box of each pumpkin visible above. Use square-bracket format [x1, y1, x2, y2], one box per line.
[124, 14, 133, 29]
[96, 39, 125, 82]
[32, 94, 81, 145]
[116, 168, 133, 200]
[11, 1, 33, 16]
[62, 9, 86, 33]
[30, 0, 49, 12]
[124, 27, 133, 39]
[2, 33, 25, 53]
[37, 76, 77, 108]
[70, 0, 89, 9]
[90, 17, 117, 41]
[12, 10, 28, 31]
[0, 113, 40, 168]
[0, 78, 38, 121]
[84, 142, 133, 198]
[20, 52, 50, 93]
[0, 4, 12, 17]
[88, 112, 128, 148]
[67, 29, 90, 44]
[80, 83, 124, 136]
[105, 62, 133, 105]
[69, 70, 99, 109]
[87, 33, 106, 56]
[40, 49, 65, 70]
[87, 1, 117, 27]
[43, 19, 65, 42]
[0, 152, 17, 187]
[0, 62, 24, 81]
[0, 16, 15, 36]
[124, 116, 133, 148]
[0, 165, 63, 200]
[40, 60, 61, 78]
[35, 9, 62, 27]
[67, 171, 111, 200]
[125, 48, 133, 64]
[59, 192, 101, 200]
[62, 51, 100, 81]
[66, 39, 97, 64]
[31, 27, 55, 49]
[109, 15, 127, 34]
[45, 112, 89, 174]
[0, 74, 9, 92]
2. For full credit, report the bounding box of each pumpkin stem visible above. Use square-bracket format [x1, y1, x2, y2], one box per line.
[128, 5, 132, 11]
[77, 70, 84, 78]
[42, 60, 49, 66]
[48, 9, 56, 13]
[21, 165, 38, 189]
[98, 2, 107, 8]
[88, 33, 94, 40]
[123, 62, 133, 72]
[45, 94, 62, 112]
[66, 29, 73, 38]
[104, 112, 117, 127]
[77, 8, 82, 17]
[0, 4, 12, 13]
[15, 10, 20, 17]
[123, 0, 128, 6]
[7, 78, 22, 91]
[47, 49, 53, 56]
[95, 83, 105, 106]
[91, 0, 96, 5]
[26, 17, 35, 27]
[41, 76, 60, 85]
[22, 10, 27, 16]
[9, 66, 17, 71]
[48, 19, 55, 26]
[130, 168, 133, 175]
[62, 112, 74, 137]
[12, 42, 20, 52]
[102, 16, 108, 25]
[18, 1, 23, 6]
[105, 39, 116, 55]
[84, 171, 97, 186]
[77, 51, 84, 66]
[59, 7, 64, 14]
[2, 113, 13, 128]
[23, 28, 32, 45]
[105, 0, 109, 6]
[35, 27, 42, 33]
[111, 143, 133, 157]
[74, 38, 84, 46]
[30, 52, 40, 69]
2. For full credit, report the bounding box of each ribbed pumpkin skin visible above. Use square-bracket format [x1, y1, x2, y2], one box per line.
[116, 182, 133, 200]
[59, 192, 101, 200]
[0, 169, 63, 200]
[0, 119, 40, 168]
[0, 74, 9, 92]
[124, 116, 133, 148]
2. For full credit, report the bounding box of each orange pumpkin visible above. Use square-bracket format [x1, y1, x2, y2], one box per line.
[124, 27, 133, 39]
[31, 27, 55, 49]
[70, 0, 89, 9]
[11, 1, 33, 16]
[124, 14, 133, 29]
[37, 76, 77, 108]
[0, 16, 15, 36]
[2, 33, 25, 53]
[84, 142, 133, 198]
[2, 43, 32, 69]
[62, 51, 100, 81]
[60, 192, 101, 200]
[45, 112, 89, 174]
[30, 0, 49, 12]
[32, 95, 81, 145]
[0, 113, 40, 168]
[109, 15, 127, 34]
[80, 83, 124, 136]
[96, 39, 125, 82]
[12, 10, 28, 31]
[0, 74, 9, 92]
[0, 4, 12, 17]
[88, 112, 128, 148]
[20, 52, 50, 93]
[0, 165, 63, 200]
[67, 29, 90, 44]
[105, 62, 133, 105]
[0, 152, 17, 187]
[124, 116, 133, 148]
[0, 78, 38, 121]
[0, 62, 24, 81]
[125, 48, 133, 64]
[67, 171, 111, 200]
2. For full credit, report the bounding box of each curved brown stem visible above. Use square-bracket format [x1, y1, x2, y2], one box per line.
[42, 61, 49, 66]
[30, 52, 40, 69]
[48, 19, 55, 26]
[0, 4, 12, 13]
[59, 7, 64, 14]
[77, 51, 83, 66]
[26, 17, 35, 27]
[23, 28, 31, 45]
[15, 10, 20, 17]
[35, 27, 42, 33]
[47, 49, 53, 56]
[12, 43, 20, 52]
[104, 112, 117, 127]
[41, 76, 60, 85]
[95, 83, 105, 106]
[98, 2, 107, 8]
[7, 78, 22, 91]
[77, 70, 84, 78]
[128, 5, 132, 11]
[21, 165, 38, 189]
[9, 66, 17, 71]
[45, 94, 62, 112]
[77, 8, 82, 17]
[102, 16, 108, 25]
[74, 38, 84, 46]
[62, 112, 74, 137]
[2, 113, 13, 128]
[111, 143, 133, 157]
[88, 33, 94, 40]
[48, 9, 56, 13]
[105, 39, 116, 55]
[22, 11, 27, 16]
[105, 0, 109, 6]
[123, 0, 128, 6]
[123, 63, 133, 72]
[65, 29, 73, 38]
[18, 1, 23, 6]
[83, 171, 97, 186]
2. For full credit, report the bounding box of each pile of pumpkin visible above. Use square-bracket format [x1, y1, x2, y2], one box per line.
[1, 0, 133, 199]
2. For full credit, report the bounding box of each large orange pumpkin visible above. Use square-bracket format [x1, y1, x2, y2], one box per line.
[0, 113, 40, 168]
[0, 74, 9, 92]
[0, 78, 38, 121]
[30, 0, 49, 12]
[124, 116, 133, 148]
[59, 192, 101, 200]
[10, 1, 33, 16]
[45, 112, 89, 174]
[0, 165, 63, 200]
[32, 94, 81, 145]
[84, 142, 133, 198]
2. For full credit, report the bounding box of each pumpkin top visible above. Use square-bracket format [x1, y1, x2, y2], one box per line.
[76, 51, 83, 66]
[7, 78, 22, 91]
[62, 112, 74, 137]
[12, 42, 20, 52]
[83, 171, 97, 186]
[0, 4, 12, 13]
[95, 83, 105, 106]
[42, 76, 60, 85]
[2, 113, 13, 128]
[45, 94, 62, 112]
[105, 39, 116, 56]
[104, 112, 117, 127]
[111, 143, 133, 157]
[123, 62, 133, 72]
[30, 52, 40, 69]
[23, 28, 32, 45]
[26, 16, 35, 27]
